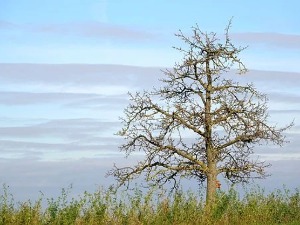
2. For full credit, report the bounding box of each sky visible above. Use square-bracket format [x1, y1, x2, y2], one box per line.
[0, 0, 300, 201]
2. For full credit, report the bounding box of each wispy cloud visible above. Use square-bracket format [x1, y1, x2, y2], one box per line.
[0, 20, 160, 41]
[269, 109, 300, 114]
[0, 91, 129, 109]
[232, 32, 300, 49]
[0, 119, 119, 139]
[0, 91, 98, 105]
[0, 20, 16, 29]
[267, 92, 300, 104]
[34, 22, 159, 41]
[1, 64, 299, 117]
[0, 63, 163, 87]
[0, 118, 122, 162]
[231, 69, 300, 91]
[2, 63, 299, 89]
[0, 139, 120, 157]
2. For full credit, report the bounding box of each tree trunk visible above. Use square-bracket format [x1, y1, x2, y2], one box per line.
[206, 161, 217, 206]
[205, 57, 217, 207]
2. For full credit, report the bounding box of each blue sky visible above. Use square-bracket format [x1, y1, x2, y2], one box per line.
[0, 0, 300, 201]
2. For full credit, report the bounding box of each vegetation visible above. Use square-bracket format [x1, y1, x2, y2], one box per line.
[109, 20, 293, 206]
[0, 185, 299, 225]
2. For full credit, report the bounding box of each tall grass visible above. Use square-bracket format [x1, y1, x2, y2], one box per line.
[0, 184, 299, 225]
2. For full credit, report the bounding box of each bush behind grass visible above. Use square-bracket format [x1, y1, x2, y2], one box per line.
[0, 184, 299, 225]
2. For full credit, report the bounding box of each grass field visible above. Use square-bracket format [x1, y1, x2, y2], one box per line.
[0, 185, 299, 225]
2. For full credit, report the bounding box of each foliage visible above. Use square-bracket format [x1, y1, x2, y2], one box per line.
[0, 185, 299, 225]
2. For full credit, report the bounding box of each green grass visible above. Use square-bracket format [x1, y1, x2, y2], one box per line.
[0, 184, 299, 225]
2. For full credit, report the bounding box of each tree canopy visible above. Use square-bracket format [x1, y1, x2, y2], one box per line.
[108, 21, 293, 205]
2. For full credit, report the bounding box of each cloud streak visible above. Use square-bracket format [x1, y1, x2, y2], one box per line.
[0, 118, 123, 163]
[232, 32, 300, 49]
[1, 64, 300, 113]
[0, 119, 120, 138]
[0, 91, 129, 109]
[0, 20, 160, 41]
[0, 63, 163, 87]
[2, 63, 300, 89]
[0, 91, 99, 105]
[0, 20, 16, 29]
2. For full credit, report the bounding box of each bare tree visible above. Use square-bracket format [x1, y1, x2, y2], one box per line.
[108, 21, 293, 206]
